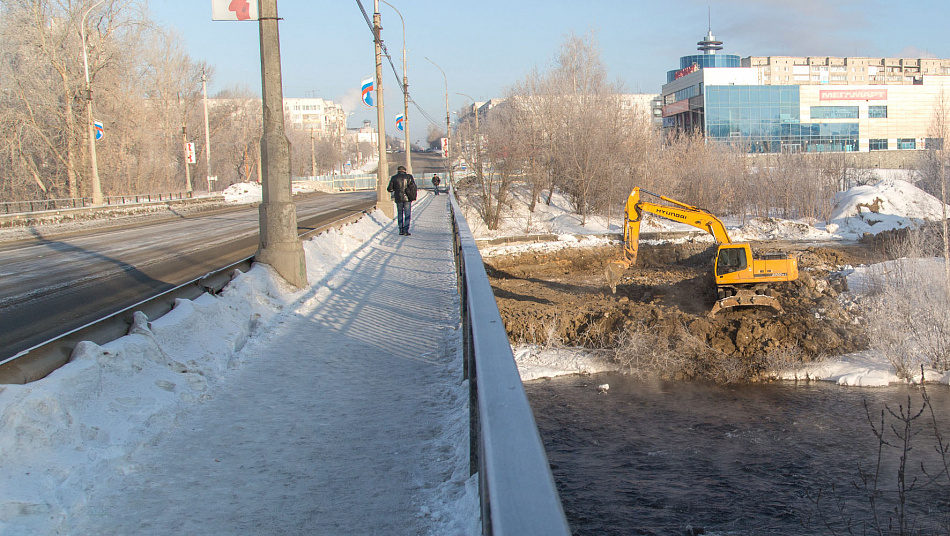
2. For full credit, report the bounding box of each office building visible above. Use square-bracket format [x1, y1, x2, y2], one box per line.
[661, 31, 950, 153]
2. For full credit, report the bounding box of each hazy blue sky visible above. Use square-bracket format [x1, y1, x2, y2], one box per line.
[148, 0, 950, 143]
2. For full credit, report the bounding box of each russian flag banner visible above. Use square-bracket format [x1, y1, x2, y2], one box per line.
[361, 77, 374, 107]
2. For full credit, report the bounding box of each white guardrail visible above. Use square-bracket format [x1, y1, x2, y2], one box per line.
[449, 192, 571, 536]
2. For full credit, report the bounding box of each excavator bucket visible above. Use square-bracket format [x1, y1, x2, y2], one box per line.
[605, 258, 630, 294]
[709, 289, 783, 316]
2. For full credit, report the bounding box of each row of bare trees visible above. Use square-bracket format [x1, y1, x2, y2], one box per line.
[0, 1, 352, 204]
[455, 32, 949, 237]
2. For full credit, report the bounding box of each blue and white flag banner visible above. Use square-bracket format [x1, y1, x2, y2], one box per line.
[361, 77, 375, 108]
[395, 114, 404, 131]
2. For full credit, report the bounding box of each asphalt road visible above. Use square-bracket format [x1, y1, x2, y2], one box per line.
[386, 150, 453, 176]
[0, 191, 376, 359]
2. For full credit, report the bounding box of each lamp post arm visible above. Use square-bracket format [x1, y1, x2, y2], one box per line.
[81, 0, 108, 88]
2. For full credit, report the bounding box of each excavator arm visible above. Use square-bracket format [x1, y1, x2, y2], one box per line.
[607, 188, 731, 291]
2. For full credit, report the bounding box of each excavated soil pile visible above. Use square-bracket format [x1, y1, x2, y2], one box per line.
[485, 241, 881, 381]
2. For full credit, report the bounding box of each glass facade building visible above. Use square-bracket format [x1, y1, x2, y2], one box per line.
[704, 86, 859, 153]
[660, 33, 950, 154]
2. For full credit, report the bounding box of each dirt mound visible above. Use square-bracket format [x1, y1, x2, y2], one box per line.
[485, 241, 880, 382]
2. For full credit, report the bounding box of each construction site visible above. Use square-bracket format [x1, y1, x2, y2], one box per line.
[485, 238, 882, 382]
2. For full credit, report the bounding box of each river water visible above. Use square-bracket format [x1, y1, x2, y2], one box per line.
[525, 373, 950, 535]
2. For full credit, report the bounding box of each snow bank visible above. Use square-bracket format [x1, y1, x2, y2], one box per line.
[827, 178, 950, 238]
[222, 181, 262, 204]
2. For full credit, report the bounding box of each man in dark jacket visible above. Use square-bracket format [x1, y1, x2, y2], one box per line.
[431, 174, 441, 195]
[387, 165, 417, 235]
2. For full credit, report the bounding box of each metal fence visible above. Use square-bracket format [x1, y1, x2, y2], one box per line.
[449, 193, 571, 536]
[0, 192, 195, 215]
[294, 173, 446, 193]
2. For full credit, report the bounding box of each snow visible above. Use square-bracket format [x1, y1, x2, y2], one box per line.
[221, 181, 262, 203]
[0, 196, 479, 535]
[3, 175, 950, 534]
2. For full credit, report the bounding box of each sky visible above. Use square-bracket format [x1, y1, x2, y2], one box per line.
[147, 0, 950, 143]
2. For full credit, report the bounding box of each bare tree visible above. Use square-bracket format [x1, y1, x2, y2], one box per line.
[927, 90, 950, 288]
[546, 31, 626, 225]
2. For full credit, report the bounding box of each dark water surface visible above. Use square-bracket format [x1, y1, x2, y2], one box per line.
[525, 374, 950, 535]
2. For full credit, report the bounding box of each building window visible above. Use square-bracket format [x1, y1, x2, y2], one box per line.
[869, 139, 888, 151]
[811, 106, 859, 119]
[897, 138, 916, 150]
[869, 106, 887, 118]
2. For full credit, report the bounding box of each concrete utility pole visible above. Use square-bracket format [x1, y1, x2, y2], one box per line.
[374, 0, 394, 218]
[255, 0, 307, 288]
[310, 127, 316, 177]
[81, 0, 107, 205]
[202, 71, 213, 192]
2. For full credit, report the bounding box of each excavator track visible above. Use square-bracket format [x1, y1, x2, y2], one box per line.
[709, 289, 783, 316]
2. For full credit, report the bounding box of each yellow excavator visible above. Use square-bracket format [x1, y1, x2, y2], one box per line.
[606, 187, 799, 315]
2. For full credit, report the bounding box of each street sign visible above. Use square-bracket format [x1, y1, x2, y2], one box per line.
[211, 0, 259, 21]
[94, 121, 103, 141]
[185, 142, 197, 164]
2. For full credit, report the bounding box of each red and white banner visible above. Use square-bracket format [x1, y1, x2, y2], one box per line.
[212, 0, 259, 21]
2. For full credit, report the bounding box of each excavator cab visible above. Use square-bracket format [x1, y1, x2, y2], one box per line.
[715, 246, 747, 275]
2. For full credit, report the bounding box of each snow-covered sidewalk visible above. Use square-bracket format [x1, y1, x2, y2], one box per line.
[0, 193, 478, 535]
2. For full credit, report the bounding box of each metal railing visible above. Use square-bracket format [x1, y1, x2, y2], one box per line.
[449, 192, 571, 536]
[293, 172, 446, 192]
[0, 191, 196, 215]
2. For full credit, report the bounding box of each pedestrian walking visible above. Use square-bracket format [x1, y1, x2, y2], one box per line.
[387, 165, 417, 236]
[431, 174, 441, 195]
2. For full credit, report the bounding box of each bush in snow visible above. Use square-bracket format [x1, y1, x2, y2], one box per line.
[863, 229, 950, 377]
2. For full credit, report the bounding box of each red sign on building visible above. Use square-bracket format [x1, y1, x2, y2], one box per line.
[819, 89, 888, 101]
[674, 63, 699, 80]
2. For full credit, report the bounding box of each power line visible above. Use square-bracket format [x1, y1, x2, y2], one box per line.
[354, 0, 443, 130]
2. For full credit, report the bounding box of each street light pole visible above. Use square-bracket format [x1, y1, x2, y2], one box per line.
[381, 0, 410, 174]
[457, 92, 479, 180]
[202, 71, 213, 192]
[425, 57, 450, 184]
[256, 0, 307, 288]
[178, 92, 192, 194]
[81, 0, 107, 205]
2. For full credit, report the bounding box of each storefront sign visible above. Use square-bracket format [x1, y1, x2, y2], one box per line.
[819, 89, 887, 101]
